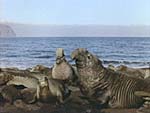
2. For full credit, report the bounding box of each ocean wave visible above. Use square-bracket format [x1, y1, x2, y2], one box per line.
[32, 55, 53, 59]
[1, 37, 150, 68]
[103, 60, 150, 65]
[27, 50, 54, 53]
[5, 55, 21, 58]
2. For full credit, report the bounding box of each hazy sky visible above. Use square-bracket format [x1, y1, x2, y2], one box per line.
[0, 0, 150, 25]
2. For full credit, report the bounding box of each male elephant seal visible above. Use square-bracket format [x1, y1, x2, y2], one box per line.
[52, 48, 75, 83]
[37, 76, 71, 103]
[71, 48, 150, 108]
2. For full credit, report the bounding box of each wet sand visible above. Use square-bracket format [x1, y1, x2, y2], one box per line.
[0, 102, 150, 113]
[0, 90, 150, 113]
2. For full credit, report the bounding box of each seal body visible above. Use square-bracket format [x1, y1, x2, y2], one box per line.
[28, 65, 52, 77]
[52, 61, 73, 81]
[71, 48, 150, 108]
[37, 77, 71, 103]
[52, 48, 75, 83]
[116, 65, 145, 79]
[37, 77, 54, 103]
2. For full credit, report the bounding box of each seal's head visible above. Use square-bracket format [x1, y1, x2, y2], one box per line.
[71, 48, 103, 68]
[56, 48, 65, 64]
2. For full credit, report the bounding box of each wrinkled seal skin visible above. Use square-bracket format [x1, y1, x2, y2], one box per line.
[71, 48, 150, 108]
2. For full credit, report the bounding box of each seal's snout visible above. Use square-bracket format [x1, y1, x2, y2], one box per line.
[71, 51, 77, 60]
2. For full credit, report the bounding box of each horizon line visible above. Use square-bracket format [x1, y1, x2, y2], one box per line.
[1, 36, 150, 38]
[0, 20, 150, 26]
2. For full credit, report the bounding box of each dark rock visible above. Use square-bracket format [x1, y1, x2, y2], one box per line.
[21, 88, 37, 104]
[1, 85, 22, 104]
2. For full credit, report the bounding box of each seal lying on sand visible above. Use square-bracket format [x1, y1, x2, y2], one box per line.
[117, 65, 145, 79]
[52, 48, 75, 83]
[0, 67, 19, 72]
[71, 48, 150, 108]
[37, 76, 71, 103]
[0, 69, 39, 89]
[108, 64, 150, 80]
[27, 65, 52, 77]
[0, 67, 71, 104]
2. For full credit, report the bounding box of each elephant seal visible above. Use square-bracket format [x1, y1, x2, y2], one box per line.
[28, 65, 52, 77]
[71, 48, 150, 108]
[1, 85, 22, 104]
[0, 67, 19, 72]
[0, 69, 39, 89]
[52, 48, 75, 83]
[37, 76, 71, 103]
[116, 65, 145, 79]
[108, 64, 150, 80]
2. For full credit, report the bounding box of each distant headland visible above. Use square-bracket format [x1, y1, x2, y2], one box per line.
[0, 22, 150, 37]
[0, 23, 16, 37]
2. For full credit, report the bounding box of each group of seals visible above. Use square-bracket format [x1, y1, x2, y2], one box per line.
[0, 48, 74, 105]
[0, 74, 70, 105]
[0, 48, 150, 111]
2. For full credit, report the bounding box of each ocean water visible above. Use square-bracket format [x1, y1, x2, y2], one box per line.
[0, 37, 150, 69]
